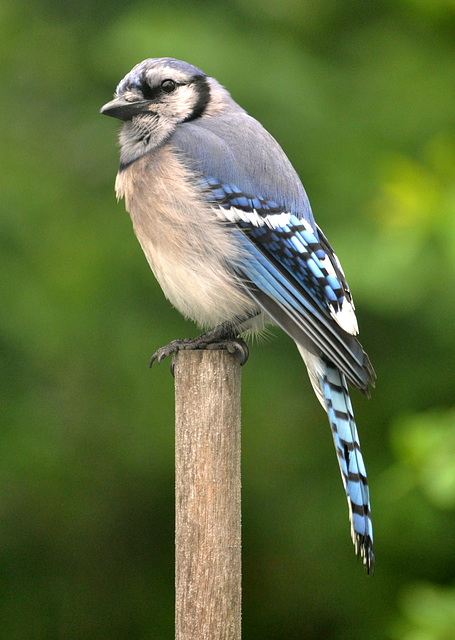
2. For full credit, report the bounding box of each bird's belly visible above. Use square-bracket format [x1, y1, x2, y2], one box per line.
[116, 150, 256, 328]
[140, 237, 254, 327]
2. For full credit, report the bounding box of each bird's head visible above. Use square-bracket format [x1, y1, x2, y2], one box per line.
[100, 58, 212, 124]
[100, 58, 219, 165]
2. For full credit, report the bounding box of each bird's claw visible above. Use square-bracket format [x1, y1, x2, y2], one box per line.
[206, 338, 249, 366]
[149, 338, 193, 369]
[149, 337, 249, 376]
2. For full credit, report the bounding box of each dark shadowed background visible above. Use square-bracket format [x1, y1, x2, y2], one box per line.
[2, 0, 455, 638]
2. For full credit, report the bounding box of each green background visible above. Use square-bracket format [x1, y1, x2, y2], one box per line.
[2, 0, 455, 637]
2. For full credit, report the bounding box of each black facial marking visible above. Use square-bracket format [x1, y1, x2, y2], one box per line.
[183, 75, 211, 122]
[140, 78, 159, 100]
[138, 77, 182, 100]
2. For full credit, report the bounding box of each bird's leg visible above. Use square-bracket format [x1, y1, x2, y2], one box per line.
[149, 311, 261, 369]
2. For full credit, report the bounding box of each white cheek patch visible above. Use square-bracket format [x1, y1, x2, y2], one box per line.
[150, 85, 200, 122]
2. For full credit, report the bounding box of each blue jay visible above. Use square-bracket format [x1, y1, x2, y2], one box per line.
[101, 58, 375, 572]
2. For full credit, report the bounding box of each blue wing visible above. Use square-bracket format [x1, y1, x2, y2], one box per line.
[170, 117, 374, 393]
[200, 176, 373, 391]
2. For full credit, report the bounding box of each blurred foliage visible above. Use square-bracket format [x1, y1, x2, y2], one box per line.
[391, 409, 455, 509]
[1, 0, 455, 638]
[393, 582, 455, 640]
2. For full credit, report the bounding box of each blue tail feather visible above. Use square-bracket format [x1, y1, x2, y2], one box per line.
[322, 363, 374, 572]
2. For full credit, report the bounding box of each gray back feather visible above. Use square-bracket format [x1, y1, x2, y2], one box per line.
[170, 109, 315, 225]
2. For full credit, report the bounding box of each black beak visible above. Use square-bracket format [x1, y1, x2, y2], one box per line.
[100, 97, 151, 121]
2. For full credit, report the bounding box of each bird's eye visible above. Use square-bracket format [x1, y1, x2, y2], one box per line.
[161, 79, 176, 93]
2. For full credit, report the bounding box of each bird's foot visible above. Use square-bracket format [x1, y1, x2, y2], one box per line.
[149, 335, 249, 373]
[203, 338, 249, 364]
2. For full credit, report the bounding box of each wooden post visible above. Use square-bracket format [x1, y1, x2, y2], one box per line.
[174, 349, 242, 640]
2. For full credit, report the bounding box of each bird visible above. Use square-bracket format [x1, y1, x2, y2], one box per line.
[100, 57, 375, 572]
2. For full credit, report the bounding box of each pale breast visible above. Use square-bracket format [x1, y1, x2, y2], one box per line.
[115, 148, 257, 327]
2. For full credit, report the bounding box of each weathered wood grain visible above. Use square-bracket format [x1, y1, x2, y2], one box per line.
[174, 349, 242, 640]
